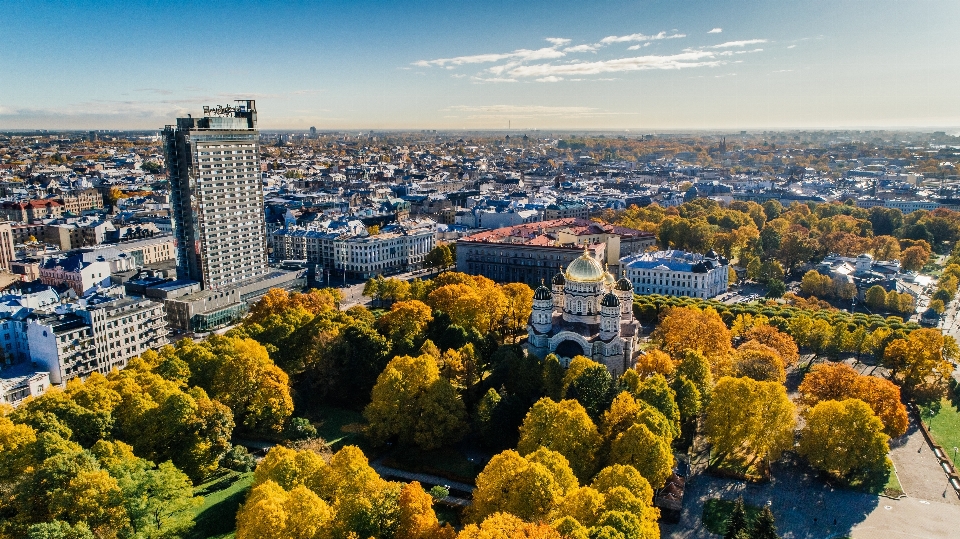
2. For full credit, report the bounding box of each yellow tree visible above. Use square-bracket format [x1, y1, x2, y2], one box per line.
[608, 423, 673, 489]
[634, 350, 675, 379]
[427, 284, 486, 331]
[254, 446, 330, 494]
[704, 377, 795, 468]
[517, 398, 602, 481]
[798, 399, 890, 480]
[882, 328, 954, 401]
[376, 300, 434, 350]
[733, 341, 786, 383]
[502, 282, 534, 339]
[397, 481, 453, 539]
[364, 354, 467, 450]
[798, 363, 908, 438]
[469, 449, 575, 523]
[236, 480, 334, 539]
[651, 306, 732, 377]
[458, 512, 561, 539]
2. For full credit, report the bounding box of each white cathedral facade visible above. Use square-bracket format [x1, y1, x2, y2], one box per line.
[527, 248, 640, 377]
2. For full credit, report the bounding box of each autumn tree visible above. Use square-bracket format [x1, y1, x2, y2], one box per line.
[236, 480, 334, 539]
[798, 399, 890, 480]
[733, 341, 785, 383]
[469, 449, 577, 523]
[651, 306, 733, 377]
[798, 363, 908, 438]
[364, 354, 467, 450]
[742, 325, 799, 367]
[376, 300, 434, 353]
[704, 377, 796, 469]
[634, 350, 675, 379]
[517, 398, 602, 481]
[882, 328, 955, 402]
[608, 423, 673, 489]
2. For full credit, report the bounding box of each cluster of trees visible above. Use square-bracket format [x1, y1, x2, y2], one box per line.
[603, 200, 959, 280]
[235, 445, 455, 539]
[862, 284, 916, 315]
[928, 263, 960, 315]
[0, 354, 234, 537]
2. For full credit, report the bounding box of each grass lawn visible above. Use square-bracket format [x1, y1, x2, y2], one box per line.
[312, 405, 367, 451]
[188, 471, 254, 539]
[920, 397, 960, 467]
[701, 498, 763, 535]
[707, 454, 768, 482]
[846, 465, 904, 498]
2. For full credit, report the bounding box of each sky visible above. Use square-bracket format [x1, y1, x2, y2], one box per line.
[2, 0, 960, 131]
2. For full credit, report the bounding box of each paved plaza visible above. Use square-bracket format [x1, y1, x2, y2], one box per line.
[664, 430, 960, 539]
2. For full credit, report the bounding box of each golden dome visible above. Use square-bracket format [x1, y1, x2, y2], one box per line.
[565, 248, 605, 282]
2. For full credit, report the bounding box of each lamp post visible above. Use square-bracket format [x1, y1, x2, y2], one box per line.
[954, 447, 958, 467]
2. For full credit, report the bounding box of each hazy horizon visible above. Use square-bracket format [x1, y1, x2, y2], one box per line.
[3, 0, 959, 131]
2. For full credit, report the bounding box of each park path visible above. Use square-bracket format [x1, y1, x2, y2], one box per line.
[371, 461, 474, 507]
[888, 417, 960, 506]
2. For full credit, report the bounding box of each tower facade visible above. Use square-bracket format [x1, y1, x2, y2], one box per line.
[163, 101, 267, 290]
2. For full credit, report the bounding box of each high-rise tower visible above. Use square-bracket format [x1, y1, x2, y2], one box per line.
[163, 100, 267, 290]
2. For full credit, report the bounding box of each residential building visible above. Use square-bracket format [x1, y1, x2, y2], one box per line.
[0, 199, 64, 222]
[0, 363, 50, 406]
[621, 249, 729, 299]
[59, 188, 104, 215]
[164, 100, 268, 289]
[39, 254, 111, 295]
[29, 290, 167, 384]
[333, 219, 436, 279]
[0, 222, 14, 271]
[544, 201, 589, 220]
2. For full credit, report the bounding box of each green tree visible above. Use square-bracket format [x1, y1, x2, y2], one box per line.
[564, 364, 615, 420]
[608, 423, 673, 489]
[752, 506, 780, 539]
[723, 497, 748, 539]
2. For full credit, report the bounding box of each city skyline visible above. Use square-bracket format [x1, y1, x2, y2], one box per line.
[2, 0, 960, 131]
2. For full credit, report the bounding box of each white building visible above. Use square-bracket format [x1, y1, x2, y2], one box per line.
[621, 249, 729, 299]
[332, 219, 436, 279]
[38, 254, 111, 295]
[0, 363, 50, 406]
[527, 248, 640, 377]
[13, 287, 168, 385]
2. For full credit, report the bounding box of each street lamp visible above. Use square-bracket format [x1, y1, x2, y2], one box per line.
[954, 447, 958, 466]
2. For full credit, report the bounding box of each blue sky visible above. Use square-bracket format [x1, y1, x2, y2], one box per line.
[2, 0, 959, 130]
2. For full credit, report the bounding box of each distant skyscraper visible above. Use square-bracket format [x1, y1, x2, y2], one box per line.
[309, 126, 317, 138]
[163, 100, 267, 290]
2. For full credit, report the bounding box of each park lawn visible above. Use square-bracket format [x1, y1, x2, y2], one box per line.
[313, 405, 367, 451]
[846, 464, 904, 498]
[188, 471, 254, 539]
[701, 498, 763, 535]
[708, 454, 768, 482]
[920, 398, 960, 467]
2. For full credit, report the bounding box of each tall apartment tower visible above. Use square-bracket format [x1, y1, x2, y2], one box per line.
[163, 100, 267, 290]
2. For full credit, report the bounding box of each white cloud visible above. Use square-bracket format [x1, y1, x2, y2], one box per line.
[545, 37, 571, 46]
[505, 50, 722, 78]
[469, 77, 518, 84]
[626, 43, 652, 50]
[536, 76, 564, 83]
[787, 45, 797, 49]
[708, 28, 722, 34]
[564, 44, 600, 53]
[414, 46, 565, 67]
[600, 31, 685, 44]
[708, 39, 767, 49]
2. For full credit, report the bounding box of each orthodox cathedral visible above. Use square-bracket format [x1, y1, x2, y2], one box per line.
[527, 247, 639, 377]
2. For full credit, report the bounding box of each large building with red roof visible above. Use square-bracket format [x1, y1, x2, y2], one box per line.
[455, 218, 655, 286]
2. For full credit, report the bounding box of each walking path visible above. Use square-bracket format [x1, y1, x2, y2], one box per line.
[888, 417, 960, 506]
[370, 462, 474, 507]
